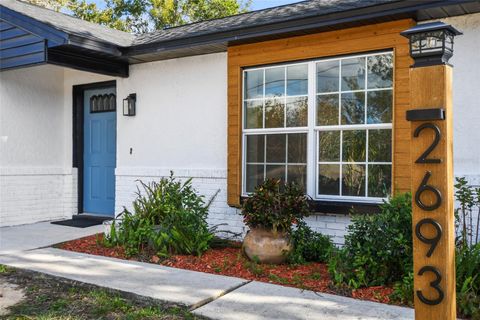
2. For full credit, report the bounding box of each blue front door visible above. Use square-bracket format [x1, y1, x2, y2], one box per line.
[83, 87, 116, 216]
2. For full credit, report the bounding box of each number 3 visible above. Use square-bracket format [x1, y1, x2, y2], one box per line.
[416, 266, 444, 305]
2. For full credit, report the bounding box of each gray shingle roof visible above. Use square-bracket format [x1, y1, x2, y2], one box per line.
[1, 0, 480, 58]
[0, 0, 135, 47]
[133, 0, 398, 45]
[1, 0, 400, 48]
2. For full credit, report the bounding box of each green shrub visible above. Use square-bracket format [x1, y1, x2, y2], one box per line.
[456, 243, 480, 319]
[454, 177, 480, 250]
[454, 177, 480, 318]
[107, 172, 216, 257]
[325, 182, 480, 318]
[386, 244, 480, 318]
[130, 173, 211, 225]
[287, 220, 334, 264]
[391, 271, 414, 306]
[241, 179, 310, 233]
[328, 193, 413, 289]
[107, 211, 155, 256]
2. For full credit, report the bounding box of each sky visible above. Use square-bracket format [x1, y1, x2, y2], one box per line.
[251, 0, 302, 10]
[91, 0, 303, 11]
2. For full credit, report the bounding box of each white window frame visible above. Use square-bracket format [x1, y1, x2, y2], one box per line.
[242, 51, 393, 204]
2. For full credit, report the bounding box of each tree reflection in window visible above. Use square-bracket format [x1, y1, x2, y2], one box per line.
[243, 52, 393, 200]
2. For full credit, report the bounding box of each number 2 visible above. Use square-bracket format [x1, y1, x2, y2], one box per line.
[414, 123, 441, 164]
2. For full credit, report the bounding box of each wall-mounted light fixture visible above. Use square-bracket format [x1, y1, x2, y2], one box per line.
[401, 22, 462, 67]
[123, 93, 136, 116]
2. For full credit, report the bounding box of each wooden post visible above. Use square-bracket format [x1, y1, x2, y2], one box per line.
[408, 65, 456, 320]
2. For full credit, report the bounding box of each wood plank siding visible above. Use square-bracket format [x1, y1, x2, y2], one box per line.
[227, 19, 415, 207]
[0, 18, 46, 70]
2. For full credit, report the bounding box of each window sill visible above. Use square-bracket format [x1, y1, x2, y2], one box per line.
[307, 199, 381, 215]
[238, 196, 382, 215]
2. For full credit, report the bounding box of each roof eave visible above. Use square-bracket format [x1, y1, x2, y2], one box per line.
[0, 4, 68, 46]
[0, 4, 126, 57]
[126, 0, 478, 59]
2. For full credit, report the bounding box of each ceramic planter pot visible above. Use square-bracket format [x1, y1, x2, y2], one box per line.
[243, 228, 292, 264]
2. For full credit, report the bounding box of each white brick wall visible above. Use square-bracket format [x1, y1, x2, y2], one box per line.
[304, 214, 352, 245]
[114, 167, 352, 245]
[115, 167, 246, 237]
[0, 168, 77, 227]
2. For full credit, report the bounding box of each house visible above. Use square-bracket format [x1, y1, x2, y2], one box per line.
[1, 0, 479, 244]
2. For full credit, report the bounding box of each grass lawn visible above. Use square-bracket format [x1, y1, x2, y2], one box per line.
[0, 265, 205, 320]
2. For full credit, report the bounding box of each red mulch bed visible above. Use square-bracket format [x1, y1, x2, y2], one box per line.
[58, 234, 394, 304]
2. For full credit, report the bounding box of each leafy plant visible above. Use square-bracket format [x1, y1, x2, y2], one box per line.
[130, 173, 213, 225]
[453, 177, 480, 318]
[390, 271, 414, 306]
[456, 243, 480, 319]
[241, 179, 311, 233]
[455, 177, 480, 249]
[106, 172, 217, 257]
[106, 210, 156, 256]
[244, 255, 265, 276]
[328, 193, 413, 289]
[287, 220, 334, 264]
[324, 181, 479, 318]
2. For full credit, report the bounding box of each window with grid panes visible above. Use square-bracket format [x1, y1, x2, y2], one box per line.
[243, 52, 393, 202]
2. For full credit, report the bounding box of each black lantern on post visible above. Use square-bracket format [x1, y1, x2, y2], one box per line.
[401, 22, 462, 67]
[123, 93, 136, 116]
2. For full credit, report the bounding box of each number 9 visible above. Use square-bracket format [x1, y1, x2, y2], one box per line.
[415, 218, 442, 257]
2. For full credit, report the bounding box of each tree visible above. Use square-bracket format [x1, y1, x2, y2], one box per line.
[27, 0, 251, 34]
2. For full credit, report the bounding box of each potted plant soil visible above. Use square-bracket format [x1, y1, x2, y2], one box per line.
[241, 179, 310, 264]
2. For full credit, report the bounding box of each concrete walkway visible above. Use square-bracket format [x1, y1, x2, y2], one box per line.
[0, 222, 415, 320]
[0, 221, 103, 254]
[0, 248, 247, 307]
[194, 281, 413, 320]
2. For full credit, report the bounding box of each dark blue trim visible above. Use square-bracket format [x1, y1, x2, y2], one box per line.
[1, 33, 44, 50]
[0, 9, 127, 76]
[73, 80, 117, 214]
[0, 50, 46, 69]
[0, 6, 68, 47]
[48, 46, 129, 77]
[0, 20, 13, 31]
[0, 40, 44, 59]
[0, 5, 122, 56]
[0, 18, 47, 70]
[0, 26, 28, 40]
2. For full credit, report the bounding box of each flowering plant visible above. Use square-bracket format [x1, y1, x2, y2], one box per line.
[241, 179, 311, 233]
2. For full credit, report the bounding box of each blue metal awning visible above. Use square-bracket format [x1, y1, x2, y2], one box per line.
[0, 5, 68, 70]
[0, 5, 128, 77]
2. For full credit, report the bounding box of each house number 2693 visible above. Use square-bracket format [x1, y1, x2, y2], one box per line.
[413, 122, 445, 306]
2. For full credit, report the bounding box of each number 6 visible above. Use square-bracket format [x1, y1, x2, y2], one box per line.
[415, 171, 442, 211]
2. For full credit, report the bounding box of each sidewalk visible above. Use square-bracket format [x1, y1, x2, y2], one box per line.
[0, 221, 103, 254]
[0, 222, 415, 320]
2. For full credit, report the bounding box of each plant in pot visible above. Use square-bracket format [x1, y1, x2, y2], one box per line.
[241, 179, 311, 264]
